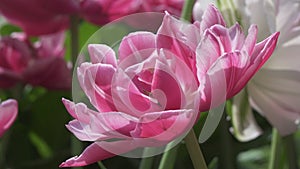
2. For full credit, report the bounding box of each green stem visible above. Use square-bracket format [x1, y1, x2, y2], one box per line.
[0, 130, 11, 168]
[180, 0, 195, 22]
[158, 144, 180, 169]
[219, 113, 236, 169]
[139, 156, 155, 169]
[70, 15, 82, 169]
[283, 133, 299, 169]
[70, 136, 83, 169]
[70, 15, 79, 66]
[268, 128, 282, 169]
[97, 161, 108, 169]
[184, 129, 208, 169]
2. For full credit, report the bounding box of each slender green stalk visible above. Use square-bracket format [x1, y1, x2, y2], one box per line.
[184, 129, 208, 169]
[283, 134, 299, 169]
[97, 161, 108, 169]
[139, 156, 155, 169]
[0, 131, 11, 168]
[219, 114, 236, 169]
[70, 15, 82, 169]
[70, 15, 79, 66]
[158, 144, 180, 169]
[180, 0, 195, 22]
[268, 128, 282, 169]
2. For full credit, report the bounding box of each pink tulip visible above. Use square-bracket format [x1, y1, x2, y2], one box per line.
[60, 5, 279, 167]
[0, 32, 71, 90]
[0, 0, 80, 35]
[60, 32, 200, 167]
[80, 0, 184, 25]
[0, 99, 17, 137]
[140, 0, 184, 17]
[80, 0, 141, 25]
[158, 5, 279, 111]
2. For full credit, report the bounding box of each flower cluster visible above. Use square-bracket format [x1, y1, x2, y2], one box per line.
[0, 32, 71, 90]
[0, 0, 185, 35]
[60, 4, 279, 167]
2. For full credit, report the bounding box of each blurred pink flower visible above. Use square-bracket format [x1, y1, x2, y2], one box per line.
[0, 0, 184, 29]
[0, 99, 17, 137]
[80, 0, 184, 25]
[80, 0, 141, 25]
[0, 0, 80, 35]
[0, 32, 71, 90]
[60, 5, 279, 167]
[140, 0, 184, 16]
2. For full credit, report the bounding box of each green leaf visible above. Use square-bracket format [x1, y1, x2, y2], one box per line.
[29, 131, 53, 158]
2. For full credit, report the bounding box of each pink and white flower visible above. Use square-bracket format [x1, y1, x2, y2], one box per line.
[60, 5, 279, 167]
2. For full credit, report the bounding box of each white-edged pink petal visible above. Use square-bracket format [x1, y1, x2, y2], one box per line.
[88, 44, 117, 66]
[118, 31, 156, 65]
[77, 62, 117, 112]
[59, 141, 138, 167]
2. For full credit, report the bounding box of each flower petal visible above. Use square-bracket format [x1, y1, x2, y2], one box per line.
[200, 4, 226, 33]
[131, 109, 197, 144]
[24, 57, 71, 90]
[88, 44, 117, 67]
[0, 99, 18, 137]
[77, 62, 117, 112]
[118, 31, 156, 66]
[59, 141, 138, 167]
[248, 69, 300, 136]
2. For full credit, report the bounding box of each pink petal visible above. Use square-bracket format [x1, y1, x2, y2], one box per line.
[157, 12, 200, 75]
[77, 63, 117, 112]
[0, 0, 79, 35]
[60, 140, 138, 167]
[111, 68, 162, 116]
[132, 109, 197, 144]
[200, 4, 226, 34]
[251, 32, 280, 69]
[0, 99, 18, 137]
[63, 98, 136, 140]
[93, 112, 137, 138]
[234, 32, 280, 93]
[151, 60, 183, 110]
[243, 25, 258, 55]
[196, 28, 222, 77]
[62, 98, 97, 123]
[35, 31, 66, 58]
[66, 120, 108, 142]
[209, 24, 245, 53]
[88, 44, 117, 66]
[118, 31, 156, 66]
[24, 57, 71, 90]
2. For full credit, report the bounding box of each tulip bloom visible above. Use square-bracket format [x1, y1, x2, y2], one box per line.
[0, 32, 71, 90]
[160, 5, 279, 111]
[232, 0, 300, 136]
[60, 5, 279, 167]
[0, 99, 17, 137]
[80, 0, 184, 25]
[0, 0, 80, 35]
